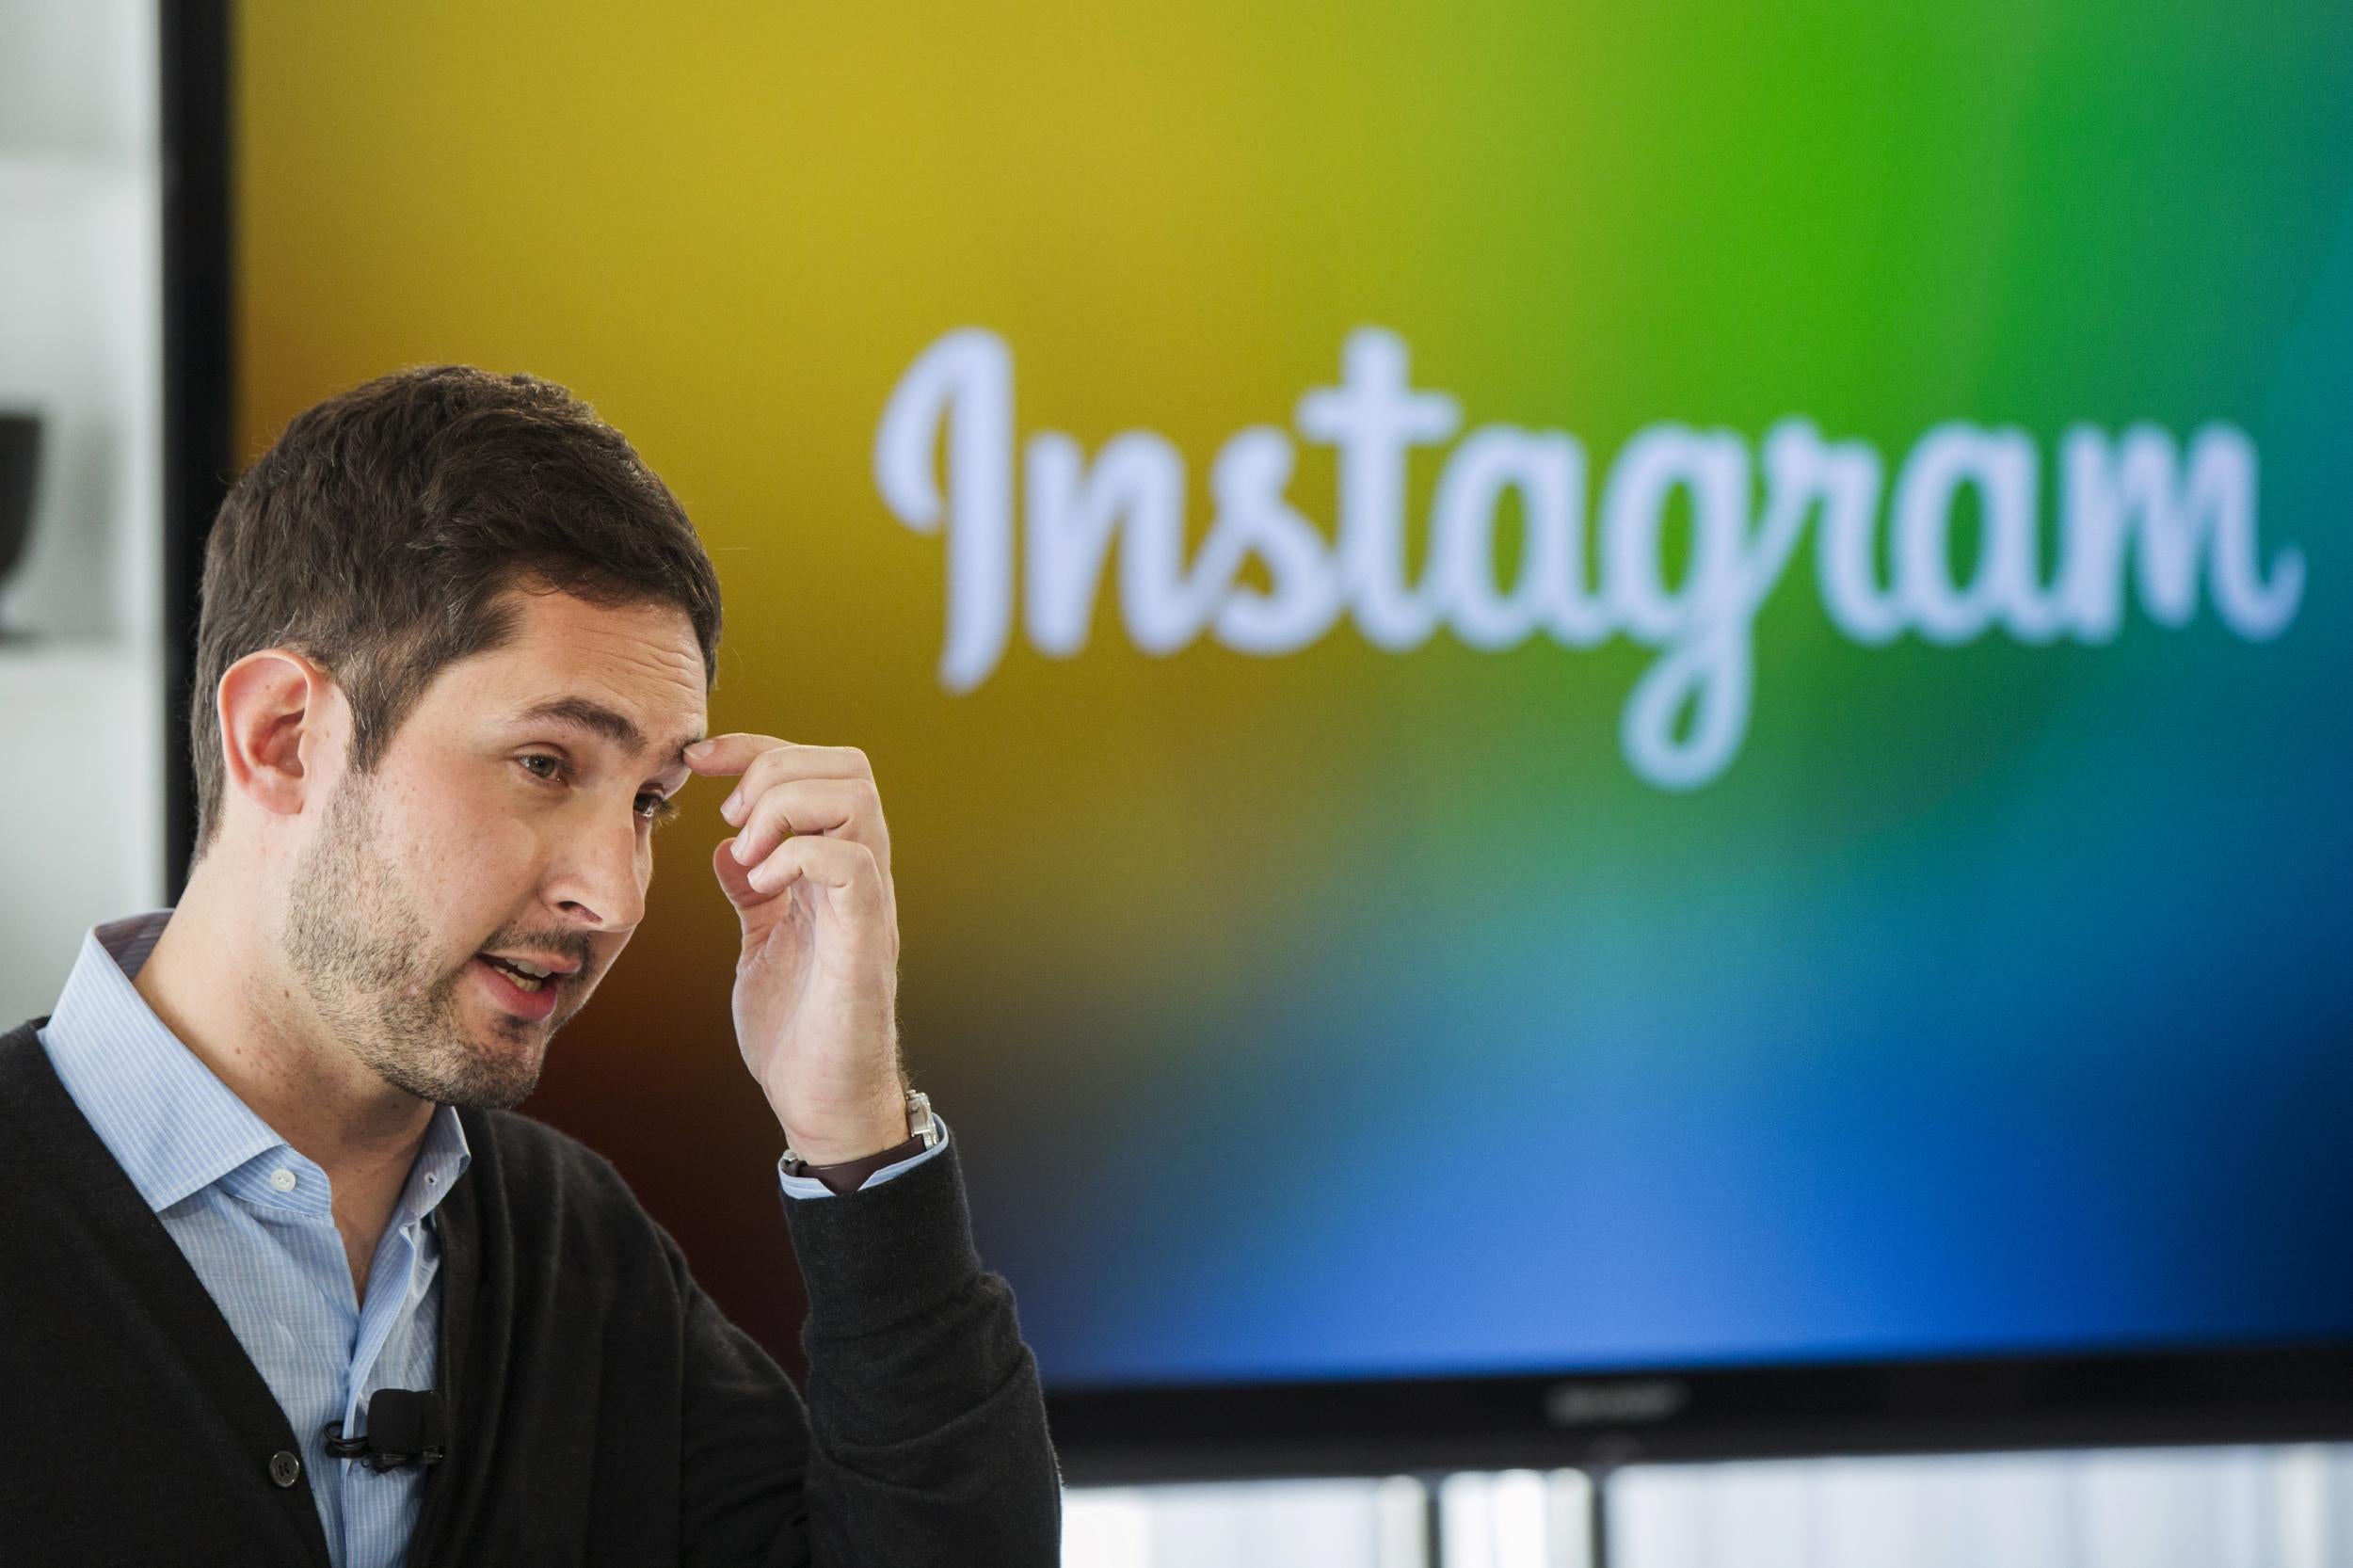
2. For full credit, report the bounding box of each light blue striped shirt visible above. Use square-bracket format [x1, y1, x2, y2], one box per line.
[38, 907, 944, 1568]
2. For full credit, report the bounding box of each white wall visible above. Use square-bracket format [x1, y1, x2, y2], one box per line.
[1064, 1446, 2353, 1568]
[0, 0, 168, 1026]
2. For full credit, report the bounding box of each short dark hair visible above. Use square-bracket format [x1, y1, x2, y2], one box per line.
[187, 364, 724, 865]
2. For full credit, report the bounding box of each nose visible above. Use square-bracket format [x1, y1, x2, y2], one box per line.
[547, 802, 648, 937]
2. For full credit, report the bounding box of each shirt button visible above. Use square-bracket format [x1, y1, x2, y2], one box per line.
[269, 1168, 297, 1192]
[268, 1450, 302, 1487]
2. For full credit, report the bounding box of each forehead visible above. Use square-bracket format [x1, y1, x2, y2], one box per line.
[432, 588, 709, 755]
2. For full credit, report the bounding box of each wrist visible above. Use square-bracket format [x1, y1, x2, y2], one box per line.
[778, 1099, 912, 1167]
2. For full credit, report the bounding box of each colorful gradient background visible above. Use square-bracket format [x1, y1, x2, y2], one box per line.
[236, 3, 2353, 1389]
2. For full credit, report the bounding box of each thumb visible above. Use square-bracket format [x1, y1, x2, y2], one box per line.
[711, 836, 774, 914]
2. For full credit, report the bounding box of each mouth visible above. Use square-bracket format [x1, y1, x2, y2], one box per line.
[473, 953, 562, 1021]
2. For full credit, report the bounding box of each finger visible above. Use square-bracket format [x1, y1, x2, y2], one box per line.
[683, 732, 772, 777]
[729, 776, 890, 875]
[746, 837, 893, 932]
[712, 835, 765, 912]
[712, 833, 878, 917]
[688, 733, 870, 791]
[714, 744, 875, 824]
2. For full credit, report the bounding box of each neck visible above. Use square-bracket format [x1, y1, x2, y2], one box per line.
[135, 853, 434, 1188]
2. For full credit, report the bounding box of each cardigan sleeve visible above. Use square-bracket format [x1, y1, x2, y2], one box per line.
[775, 1116, 949, 1200]
[674, 1134, 1063, 1566]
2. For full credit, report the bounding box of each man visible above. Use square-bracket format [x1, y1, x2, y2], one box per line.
[0, 366, 1063, 1563]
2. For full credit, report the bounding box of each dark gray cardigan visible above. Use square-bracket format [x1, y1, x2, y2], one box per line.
[0, 1017, 1062, 1565]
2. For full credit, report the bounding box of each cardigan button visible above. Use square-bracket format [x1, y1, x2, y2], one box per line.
[268, 1450, 302, 1488]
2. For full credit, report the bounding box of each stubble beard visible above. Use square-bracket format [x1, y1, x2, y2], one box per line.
[280, 769, 560, 1112]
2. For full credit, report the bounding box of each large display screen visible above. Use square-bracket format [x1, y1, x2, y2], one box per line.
[235, 2, 2352, 1394]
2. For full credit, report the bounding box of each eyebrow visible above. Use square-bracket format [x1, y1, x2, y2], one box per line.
[510, 696, 704, 771]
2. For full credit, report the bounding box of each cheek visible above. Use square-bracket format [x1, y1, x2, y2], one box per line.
[389, 775, 539, 910]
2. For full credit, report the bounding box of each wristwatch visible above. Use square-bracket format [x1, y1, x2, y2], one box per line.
[782, 1090, 940, 1196]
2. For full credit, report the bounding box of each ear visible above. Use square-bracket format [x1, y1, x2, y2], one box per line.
[216, 648, 341, 824]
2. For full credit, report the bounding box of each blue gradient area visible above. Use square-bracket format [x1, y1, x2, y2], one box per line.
[944, 597, 2353, 1389]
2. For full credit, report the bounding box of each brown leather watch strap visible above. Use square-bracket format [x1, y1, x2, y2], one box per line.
[786, 1132, 928, 1197]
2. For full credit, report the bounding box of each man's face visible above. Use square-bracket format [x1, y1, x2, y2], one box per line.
[279, 585, 707, 1110]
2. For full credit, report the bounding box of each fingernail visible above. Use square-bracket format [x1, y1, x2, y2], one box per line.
[684, 739, 713, 760]
[732, 837, 754, 864]
[722, 789, 744, 822]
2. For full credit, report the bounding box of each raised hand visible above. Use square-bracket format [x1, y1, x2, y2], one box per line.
[683, 734, 909, 1164]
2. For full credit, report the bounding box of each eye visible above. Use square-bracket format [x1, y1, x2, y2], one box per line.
[519, 755, 675, 827]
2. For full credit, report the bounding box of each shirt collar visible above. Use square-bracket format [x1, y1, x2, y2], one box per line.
[40, 908, 472, 1216]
